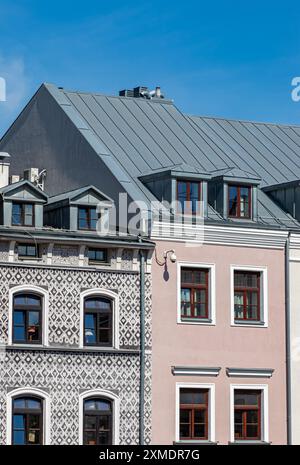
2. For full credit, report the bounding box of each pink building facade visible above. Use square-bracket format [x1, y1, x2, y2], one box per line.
[151, 232, 288, 445]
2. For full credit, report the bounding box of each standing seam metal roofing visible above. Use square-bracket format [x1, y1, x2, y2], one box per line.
[42, 83, 300, 229]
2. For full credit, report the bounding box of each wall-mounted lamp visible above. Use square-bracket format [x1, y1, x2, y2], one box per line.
[155, 249, 177, 267]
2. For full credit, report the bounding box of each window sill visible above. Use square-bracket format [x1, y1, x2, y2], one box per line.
[174, 440, 218, 446]
[5, 344, 139, 354]
[233, 320, 266, 328]
[179, 318, 215, 326]
[228, 441, 271, 446]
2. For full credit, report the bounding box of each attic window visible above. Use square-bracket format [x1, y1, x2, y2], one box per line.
[177, 181, 201, 215]
[78, 206, 99, 230]
[228, 185, 251, 219]
[12, 202, 34, 227]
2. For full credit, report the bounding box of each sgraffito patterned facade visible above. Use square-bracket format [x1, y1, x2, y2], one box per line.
[0, 241, 152, 445]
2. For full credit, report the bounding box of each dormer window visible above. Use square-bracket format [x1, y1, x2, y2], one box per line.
[177, 181, 201, 215]
[78, 206, 98, 230]
[228, 185, 251, 219]
[12, 202, 34, 227]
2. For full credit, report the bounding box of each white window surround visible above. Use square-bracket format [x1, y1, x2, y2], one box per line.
[177, 262, 216, 325]
[79, 389, 120, 445]
[6, 387, 51, 445]
[230, 265, 268, 327]
[8, 284, 49, 346]
[175, 383, 216, 444]
[230, 384, 269, 444]
[79, 288, 119, 349]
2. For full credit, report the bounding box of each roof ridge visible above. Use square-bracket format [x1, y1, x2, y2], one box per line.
[186, 112, 300, 129]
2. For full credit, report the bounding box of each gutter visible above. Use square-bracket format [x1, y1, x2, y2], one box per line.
[285, 232, 292, 444]
[139, 249, 146, 445]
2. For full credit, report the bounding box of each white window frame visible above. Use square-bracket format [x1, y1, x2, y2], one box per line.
[79, 389, 120, 445]
[177, 262, 216, 325]
[6, 387, 51, 445]
[175, 383, 216, 443]
[8, 284, 49, 346]
[79, 288, 119, 349]
[230, 384, 269, 444]
[230, 265, 268, 327]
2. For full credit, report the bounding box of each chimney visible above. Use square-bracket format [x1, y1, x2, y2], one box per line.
[0, 152, 10, 188]
[24, 168, 39, 183]
[155, 86, 161, 98]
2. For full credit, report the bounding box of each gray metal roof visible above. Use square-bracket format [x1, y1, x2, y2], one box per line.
[26, 84, 300, 229]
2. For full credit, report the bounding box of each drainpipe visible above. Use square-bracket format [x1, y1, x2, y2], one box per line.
[285, 232, 292, 445]
[139, 249, 146, 445]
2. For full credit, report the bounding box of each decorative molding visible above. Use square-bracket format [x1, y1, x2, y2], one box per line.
[79, 288, 120, 350]
[230, 265, 268, 328]
[8, 284, 49, 346]
[78, 389, 120, 445]
[177, 262, 216, 326]
[230, 384, 269, 444]
[132, 249, 139, 272]
[175, 383, 215, 443]
[226, 368, 274, 378]
[146, 249, 153, 274]
[151, 221, 288, 250]
[172, 366, 221, 377]
[6, 387, 51, 445]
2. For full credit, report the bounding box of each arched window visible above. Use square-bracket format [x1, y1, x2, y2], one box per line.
[12, 396, 43, 445]
[83, 397, 112, 445]
[13, 293, 42, 344]
[84, 297, 112, 347]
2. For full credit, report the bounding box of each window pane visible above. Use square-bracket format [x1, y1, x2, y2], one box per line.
[27, 399, 42, 410]
[84, 315, 96, 344]
[246, 424, 259, 439]
[234, 423, 243, 439]
[28, 311, 40, 326]
[229, 186, 238, 216]
[180, 424, 190, 438]
[84, 400, 97, 411]
[194, 303, 207, 318]
[181, 289, 191, 317]
[99, 329, 110, 344]
[235, 392, 260, 406]
[194, 424, 206, 438]
[13, 430, 25, 445]
[99, 315, 110, 328]
[181, 270, 193, 284]
[247, 410, 258, 424]
[84, 416, 97, 429]
[99, 415, 109, 430]
[98, 431, 110, 445]
[13, 414, 25, 429]
[85, 431, 97, 445]
[28, 428, 40, 444]
[12, 204, 22, 225]
[180, 409, 190, 423]
[13, 398, 26, 409]
[177, 182, 187, 196]
[240, 188, 250, 217]
[14, 310, 25, 325]
[194, 409, 205, 423]
[95, 400, 111, 411]
[180, 389, 207, 405]
[194, 270, 207, 285]
[27, 246, 36, 257]
[14, 325, 26, 342]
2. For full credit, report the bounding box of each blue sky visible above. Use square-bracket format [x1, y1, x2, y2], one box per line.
[0, 0, 300, 137]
